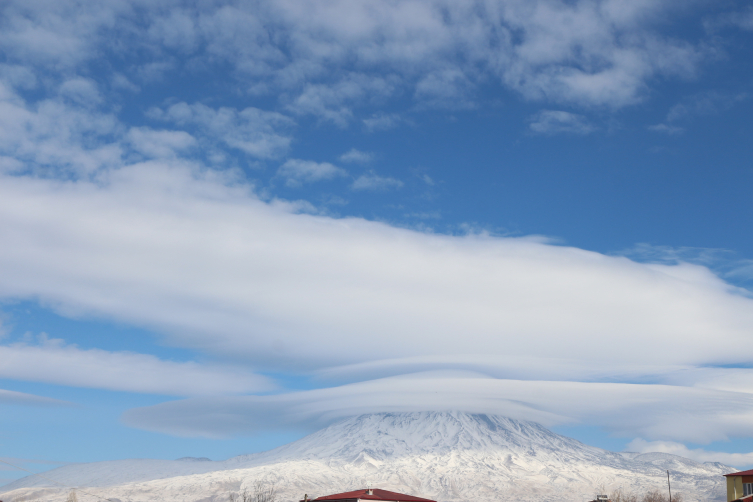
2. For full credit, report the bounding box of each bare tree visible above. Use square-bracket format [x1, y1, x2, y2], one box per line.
[229, 487, 249, 502]
[611, 487, 638, 502]
[240, 488, 252, 502]
[230, 481, 276, 502]
[642, 489, 667, 502]
[67, 490, 79, 502]
[254, 480, 277, 502]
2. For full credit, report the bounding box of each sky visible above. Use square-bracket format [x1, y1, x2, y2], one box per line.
[1, 0, 753, 486]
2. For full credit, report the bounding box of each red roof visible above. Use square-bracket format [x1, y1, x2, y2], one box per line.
[725, 470, 753, 477]
[310, 489, 436, 502]
[731, 495, 753, 502]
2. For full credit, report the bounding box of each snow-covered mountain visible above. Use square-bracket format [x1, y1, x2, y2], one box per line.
[1, 412, 732, 502]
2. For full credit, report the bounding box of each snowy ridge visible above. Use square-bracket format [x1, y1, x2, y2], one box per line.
[1, 412, 731, 502]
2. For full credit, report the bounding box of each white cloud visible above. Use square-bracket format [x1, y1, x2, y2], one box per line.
[648, 123, 684, 135]
[277, 159, 347, 187]
[706, 7, 753, 33]
[135, 61, 176, 83]
[126, 127, 196, 159]
[0, 338, 272, 396]
[0, 159, 750, 445]
[0, 0, 749, 451]
[627, 438, 753, 468]
[529, 110, 595, 135]
[363, 113, 402, 132]
[0, 156, 24, 173]
[352, 171, 403, 190]
[414, 68, 476, 109]
[111, 73, 140, 93]
[0, 63, 37, 90]
[266, 0, 695, 108]
[0, 0, 127, 68]
[665, 91, 748, 123]
[285, 75, 398, 126]
[148, 102, 294, 159]
[615, 243, 732, 267]
[339, 148, 373, 164]
[727, 261, 753, 283]
[0, 0, 712, 113]
[0, 162, 752, 383]
[58, 77, 102, 107]
[0, 83, 123, 175]
[147, 8, 199, 53]
[614, 243, 753, 293]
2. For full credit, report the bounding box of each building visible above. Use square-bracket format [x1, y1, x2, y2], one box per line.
[725, 469, 753, 501]
[301, 489, 436, 502]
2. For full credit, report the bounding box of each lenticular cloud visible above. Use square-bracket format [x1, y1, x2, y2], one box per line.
[0, 162, 751, 378]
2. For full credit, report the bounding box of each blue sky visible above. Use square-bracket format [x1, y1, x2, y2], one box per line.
[2, 0, 753, 485]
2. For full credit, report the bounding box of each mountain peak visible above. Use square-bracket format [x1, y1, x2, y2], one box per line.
[241, 411, 609, 466]
[2, 412, 733, 502]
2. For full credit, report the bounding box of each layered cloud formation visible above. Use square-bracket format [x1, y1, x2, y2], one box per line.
[2, 162, 752, 371]
[2, 158, 753, 444]
[0, 0, 752, 462]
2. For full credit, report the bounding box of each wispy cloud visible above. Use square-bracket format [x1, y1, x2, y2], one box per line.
[58, 77, 102, 107]
[705, 7, 753, 32]
[614, 243, 753, 291]
[666, 91, 748, 122]
[126, 127, 197, 159]
[528, 110, 595, 135]
[647, 123, 684, 135]
[339, 148, 373, 164]
[414, 69, 476, 109]
[363, 113, 402, 132]
[277, 159, 348, 187]
[650, 91, 748, 133]
[352, 171, 403, 190]
[0, 388, 72, 407]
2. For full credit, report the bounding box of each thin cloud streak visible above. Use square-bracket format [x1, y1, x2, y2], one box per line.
[0, 341, 273, 396]
[0, 388, 73, 407]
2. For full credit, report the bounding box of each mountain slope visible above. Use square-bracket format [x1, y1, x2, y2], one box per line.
[1, 412, 731, 502]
